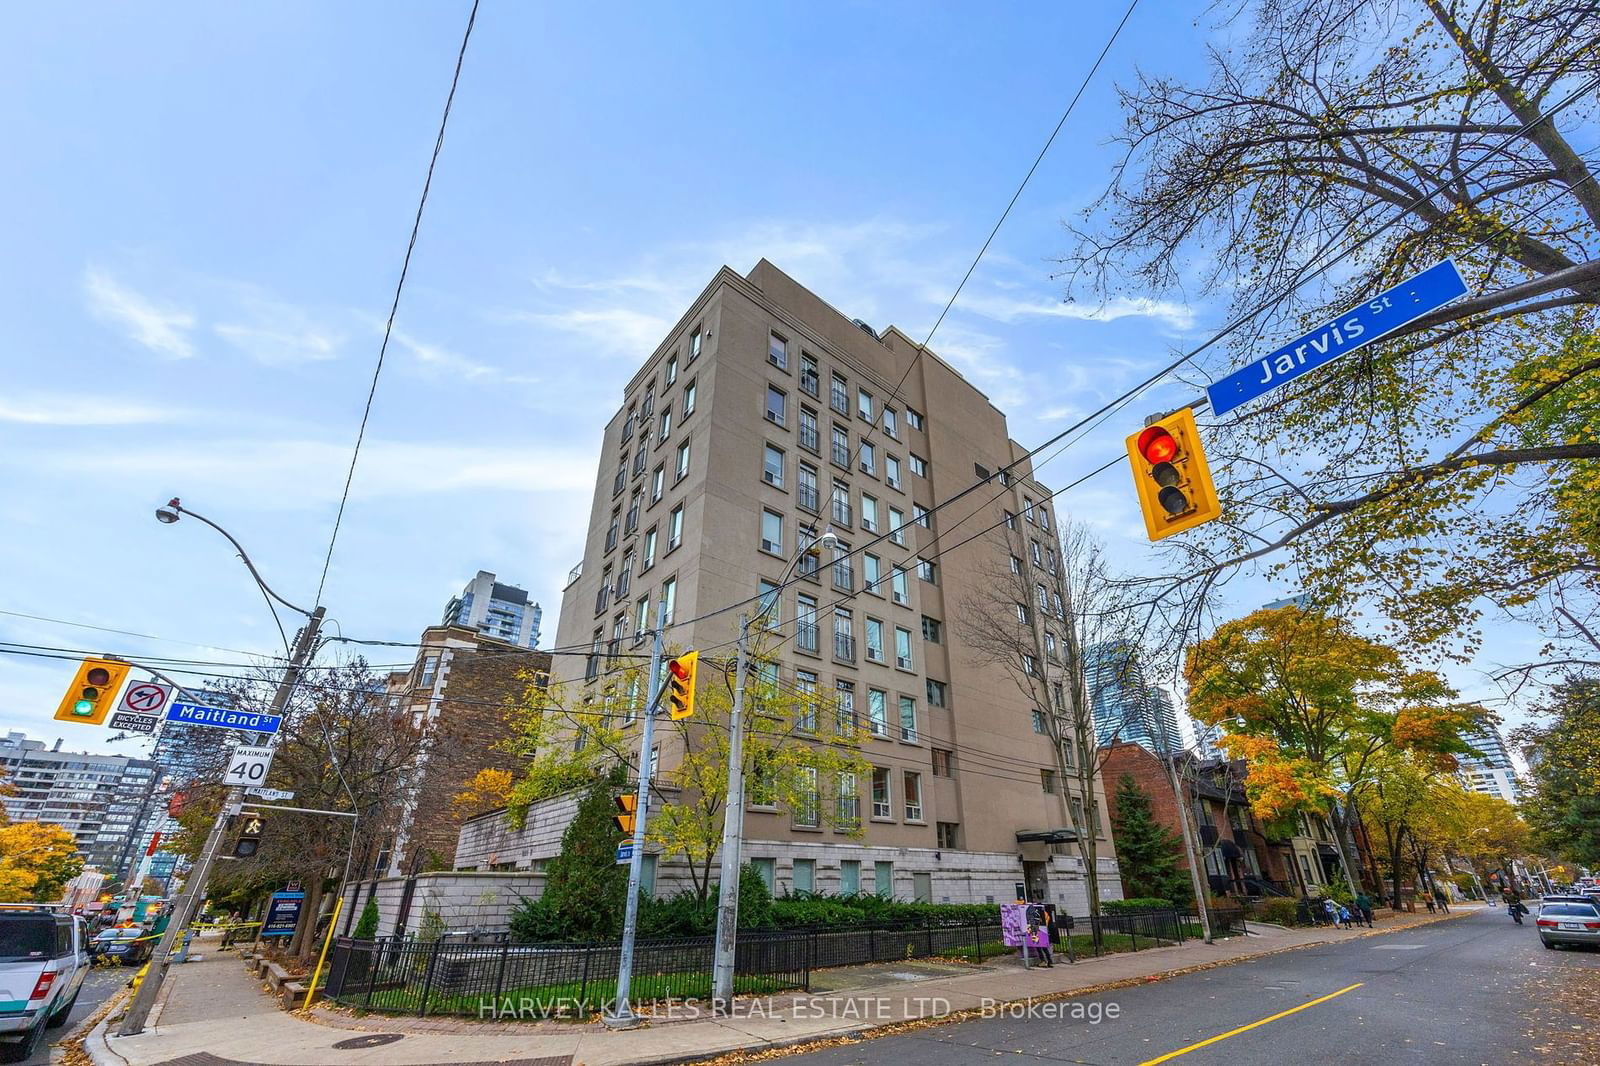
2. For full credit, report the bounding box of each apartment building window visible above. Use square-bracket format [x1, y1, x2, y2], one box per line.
[665, 354, 678, 386]
[800, 354, 819, 397]
[832, 541, 853, 590]
[625, 491, 641, 533]
[1032, 709, 1047, 734]
[1023, 653, 1039, 676]
[830, 424, 850, 467]
[758, 579, 781, 625]
[616, 553, 633, 599]
[857, 388, 874, 422]
[867, 689, 888, 736]
[660, 577, 676, 624]
[766, 385, 787, 426]
[676, 439, 691, 481]
[861, 494, 878, 532]
[635, 595, 649, 636]
[1061, 737, 1076, 768]
[903, 772, 923, 821]
[906, 407, 923, 430]
[932, 748, 953, 777]
[865, 618, 885, 663]
[792, 857, 815, 895]
[917, 558, 938, 584]
[769, 332, 788, 370]
[926, 678, 947, 706]
[799, 407, 819, 452]
[863, 553, 881, 594]
[899, 695, 917, 741]
[888, 507, 905, 546]
[833, 608, 855, 661]
[836, 680, 856, 731]
[891, 566, 910, 605]
[936, 821, 959, 849]
[836, 771, 860, 827]
[799, 526, 820, 578]
[633, 445, 649, 477]
[797, 594, 819, 653]
[622, 409, 636, 443]
[614, 461, 627, 497]
[875, 860, 894, 898]
[1045, 631, 1058, 657]
[668, 505, 684, 551]
[796, 669, 818, 731]
[895, 626, 914, 670]
[910, 455, 927, 479]
[651, 464, 665, 503]
[689, 326, 702, 360]
[913, 503, 931, 529]
[761, 510, 784, 555]
[1053, 681, 1066, 710]
[1040, 509, 1050, 533]
[659, 406, 672, 441]
[1024, 496, 1036, 521]
[871, 767, 892, 818]
[586, 633, 601, 682]
[885, 455, 902, 489]
[763, 444, 785, 488]
[831, 480, 852, 526]
[642, 528, 658, 570]
[419, 652, 441, 687]
[1041, 769, 1057, 794]
[860, 441, 876, 475]
[794, 767, 820, 827]
[642, 391, 655, 419]
[840, 859, 861, 896]
[830, 373, 849, 415]
[605, 510, 620, 553]
[1036, 583, 1049, 610]
[921, 616, 942, 643]
[1010, 555, 1023, 576]
[883, 407, 898, 439]
[1052, 591, 1065, 619]
[1004, 510, 1017, 530]
[793, 463, 820, 513]
[682, 379, 697, 417]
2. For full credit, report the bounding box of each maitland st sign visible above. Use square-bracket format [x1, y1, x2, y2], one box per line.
[165, 700, 283, 735]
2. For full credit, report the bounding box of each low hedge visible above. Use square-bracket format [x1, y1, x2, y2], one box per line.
[769, 894, 999, 928]
[1102, 897, 1173, 913]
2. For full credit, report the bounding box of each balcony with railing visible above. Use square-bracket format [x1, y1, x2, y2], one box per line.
[831, 497, 852, 526]
[798, 484, 819, 512]
[831, 439, 850, 467]
[830, 382, 849, 415]
[832, 560, 853, 591]
[833, 633, 856, 661]
[797, 621, 819, 653]
[799, 421, 819, 452]
[565, 561, 583, 588]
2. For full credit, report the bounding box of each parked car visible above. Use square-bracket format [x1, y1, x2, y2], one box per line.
[1540, 894, 1597, 906]
[1535, 901, 1600, 950]
[91, 926, 155, 966]
[0, 907, 89, 1062]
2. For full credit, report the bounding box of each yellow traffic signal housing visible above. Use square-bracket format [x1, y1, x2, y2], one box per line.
[1126, 407, 1221, 542]
[54, 657, 131, 725]
[666, 651, 698, 720]
[613, 793, 637, 834]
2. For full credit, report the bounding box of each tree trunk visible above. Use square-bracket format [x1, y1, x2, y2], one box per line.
[289, 877, 325, 961]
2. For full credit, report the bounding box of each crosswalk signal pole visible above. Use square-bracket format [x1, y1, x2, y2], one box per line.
[605, 603, 667, 1029]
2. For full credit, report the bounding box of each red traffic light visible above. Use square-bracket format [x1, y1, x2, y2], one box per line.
[1136, 426, 1179, 465]
[86, 667, 111, 686]
[668, 659, 690, 681]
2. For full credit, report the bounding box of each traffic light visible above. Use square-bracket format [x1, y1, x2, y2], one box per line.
[613, 793, 637, 835]
[1125, 407, 1221, 542]
[666, 651, 698, 720]
[232, 814, 264, 858]
[54, 657, 131, 725]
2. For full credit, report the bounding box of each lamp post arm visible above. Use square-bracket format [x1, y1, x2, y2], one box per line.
[172, 503, 316, 619]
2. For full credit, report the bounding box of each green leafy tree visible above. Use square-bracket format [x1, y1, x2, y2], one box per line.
[352, 898, 379, 940]
[1514, 674, 1600, 867]
[541, 764, 631, 941]
[1109, 774, 1192, 906]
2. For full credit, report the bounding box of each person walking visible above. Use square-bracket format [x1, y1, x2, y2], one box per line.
[1433, 887, 1450, 914]
[1355, 891, 1374, 928]
[1424, 893, 1436, 913]
[1323, 897, 1339, 927]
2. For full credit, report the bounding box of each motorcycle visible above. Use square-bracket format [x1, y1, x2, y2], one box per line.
[1508, 901, 1526, 924]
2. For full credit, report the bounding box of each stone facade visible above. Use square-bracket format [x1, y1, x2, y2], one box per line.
[338, 871, 546, 940]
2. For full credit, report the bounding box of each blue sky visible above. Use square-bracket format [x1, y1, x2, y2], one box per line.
[0, 1, 1544, 758]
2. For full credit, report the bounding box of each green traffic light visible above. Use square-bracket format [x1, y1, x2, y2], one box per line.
[72, 699, 95, 716]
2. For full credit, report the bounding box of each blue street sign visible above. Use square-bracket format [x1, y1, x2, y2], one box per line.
[1205, 259, 1468, 418]
[615, 842, 634, 865]
[166, 701, 283, 735]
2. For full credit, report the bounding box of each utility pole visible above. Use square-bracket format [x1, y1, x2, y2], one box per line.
[604, 603, 667, 1029]
[1164, 753, 1212, 944]
[118, 607, 324, 1037]
[710, 615, 751, 1014]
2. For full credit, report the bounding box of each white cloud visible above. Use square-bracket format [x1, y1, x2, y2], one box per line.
[212, 283, 343, 365]
[386, 327, 509, 382]
[957, 291, 1197, 330]
[0, 393, 174, 425]
[509, 307, 674, 360]
[84, 268, 196, 359]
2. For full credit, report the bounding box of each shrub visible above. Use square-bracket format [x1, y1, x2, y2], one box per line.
[417, 909, 446, 943]
[1102, 897, 1173, 913]
[508, 894, 566, 943]
[353, 898, 380, 940]
[1251, 897, 1302, 926]
[767, 893, 999, 928]
[737, 863, 774, 929]
[542, 764, 630, 941]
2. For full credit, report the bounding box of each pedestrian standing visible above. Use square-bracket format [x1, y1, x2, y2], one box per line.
[1355, 891, 1374, 927]
[1025, 903, 1054, 968]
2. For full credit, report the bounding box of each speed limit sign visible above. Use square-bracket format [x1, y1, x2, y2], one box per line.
[224, 745, 275, 788]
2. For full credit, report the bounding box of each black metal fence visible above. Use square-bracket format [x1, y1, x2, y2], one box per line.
[321, 907, 1212, 1017]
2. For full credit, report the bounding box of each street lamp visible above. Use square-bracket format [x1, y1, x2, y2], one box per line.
[709, 526, 835, 1012]
[119, 500, 326, 1037]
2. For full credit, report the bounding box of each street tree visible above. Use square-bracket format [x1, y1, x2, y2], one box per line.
[958, 519, 1134, 915]
[1066, 0, 1600, 671]
[1513, 673, 1600, 866]
[1440, 787, 1535, 889]
[0, 823, 82, 903]
[1185, 604, 1484, 884]
[1108, 774, 1192, 905]
[500, 634, 869, 904]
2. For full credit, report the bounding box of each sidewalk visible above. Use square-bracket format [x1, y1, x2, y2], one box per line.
[86, 907, 1475, 1066]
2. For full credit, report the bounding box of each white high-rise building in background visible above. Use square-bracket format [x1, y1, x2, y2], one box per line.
[443, 570, 542, 648]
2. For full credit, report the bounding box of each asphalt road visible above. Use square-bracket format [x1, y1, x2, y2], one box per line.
[781, 906, 1599, 1066]
[27, 964, 128, 1066]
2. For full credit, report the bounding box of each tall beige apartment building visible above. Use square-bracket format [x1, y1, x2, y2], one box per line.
[536, 260, 1119, 910]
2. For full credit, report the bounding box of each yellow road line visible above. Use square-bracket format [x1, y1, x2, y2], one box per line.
[1137, 982, 1364, 1065]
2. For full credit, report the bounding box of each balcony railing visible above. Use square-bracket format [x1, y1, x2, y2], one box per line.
[796, 622, 819, 653]
[833, 633, 856, 661]
[798, 484, 819, 512]
[799, 423, 819, 452]
[832, 499, 851, 526]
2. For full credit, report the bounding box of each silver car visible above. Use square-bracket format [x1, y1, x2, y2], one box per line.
[1536, 900, 1600, 950]
[0, 908, 88, 1062]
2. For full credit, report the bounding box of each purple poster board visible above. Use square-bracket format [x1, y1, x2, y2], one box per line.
[1000, 904, 1048, 948]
